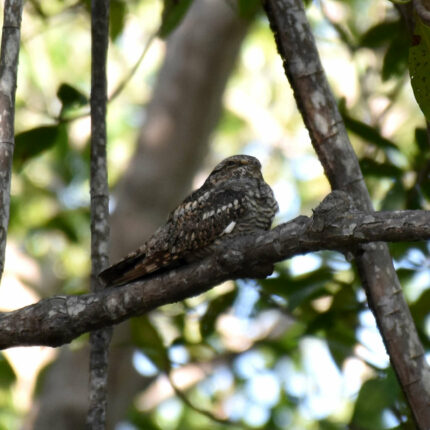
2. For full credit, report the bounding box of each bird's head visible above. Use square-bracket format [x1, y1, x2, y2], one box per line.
[206, 155, 263, 185]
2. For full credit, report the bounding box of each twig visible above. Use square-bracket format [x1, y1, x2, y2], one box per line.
[263, 0, 430, 427]
[51, 32, 155, 125]
[108, 32, 156, 102]
[87, 0, 112, 429]
[0, 0, 23, 281]
[167, 372, 236, 426]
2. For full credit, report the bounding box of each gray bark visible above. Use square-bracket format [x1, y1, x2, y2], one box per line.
[87, 0, 112, 427]
[0, 0, 23, 279]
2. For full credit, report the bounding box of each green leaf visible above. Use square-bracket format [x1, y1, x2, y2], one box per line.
[396, 267, 416, 285]
[380, 180, 406, 210]
[237, 0, 261, 19]
[325, 286, 359, 368]
[421, 180, 430, 201]
[343, 114, 398, 151]
[219, 109, 247, 135]
[350, 370, 401, 429]
[57, 83, 88, 111]
[159, 0, 194, 39]
[0, 353, 16, 388]
[200, 289, 237, 337]
[409, 16, 430, 121]
[388, 241, 427, 261]
[110, 0, 126, 41]
[41, 209, 89, 242]
[131, 317, 170, 372]
[260, 268, 333, 311]
[128, 405, 163, 430]
[414, 127, 429, 153]
[359, 158, 403, 178]
[382, 34, 409, 80]
[360, 21, 401, 48]
[410, 289, 430, 328]
[14, 125, 61, 168]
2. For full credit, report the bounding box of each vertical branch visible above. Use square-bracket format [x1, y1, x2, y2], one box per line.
[87, 0, 111, 429]
[263, 0, 430, 427]
[0, 0, 23, 280]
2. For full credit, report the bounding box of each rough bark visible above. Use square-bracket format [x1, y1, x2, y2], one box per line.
[3, 192, 430, 349]
[263, 0, 430, 426]
[87, 0, 112, 428]
[0, 0, 23, 279]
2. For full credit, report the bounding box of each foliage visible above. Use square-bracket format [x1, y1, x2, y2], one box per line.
[409, 15, 430, 121]
[1, 0, 430, 429]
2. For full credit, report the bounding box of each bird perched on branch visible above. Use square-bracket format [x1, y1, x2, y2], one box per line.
[99, 154, 278, 286]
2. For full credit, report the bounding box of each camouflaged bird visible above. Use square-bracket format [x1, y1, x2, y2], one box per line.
[99, 155, 278, 286]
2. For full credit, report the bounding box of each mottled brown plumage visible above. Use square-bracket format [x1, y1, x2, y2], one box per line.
[99, 155, 278, 286]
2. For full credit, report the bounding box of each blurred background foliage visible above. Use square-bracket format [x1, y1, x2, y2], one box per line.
[0, 0, 429, 429]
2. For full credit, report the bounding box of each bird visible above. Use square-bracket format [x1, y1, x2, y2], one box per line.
[99, 154, 279, 286]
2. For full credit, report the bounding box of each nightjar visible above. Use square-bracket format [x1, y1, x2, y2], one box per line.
[99, 155, 278, 286]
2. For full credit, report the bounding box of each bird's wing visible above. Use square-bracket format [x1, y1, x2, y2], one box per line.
[98, 187, 248, 286]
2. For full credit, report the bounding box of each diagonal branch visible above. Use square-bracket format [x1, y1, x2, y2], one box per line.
[263, 0, 430, 426]
[1, 191, 430, 350]
[0, 0, 23, 280]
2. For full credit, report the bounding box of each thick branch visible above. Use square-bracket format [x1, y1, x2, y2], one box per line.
[1, 192, 430, 349]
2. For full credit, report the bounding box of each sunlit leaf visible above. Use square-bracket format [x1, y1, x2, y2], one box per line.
[409, 16, 430, 121]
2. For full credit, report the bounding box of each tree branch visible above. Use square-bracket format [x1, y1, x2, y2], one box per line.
[0, 0, 23, 280]
[88, 0, 111, 428]
[263, 0, 430, 426]
[1, 192, 430, 350]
